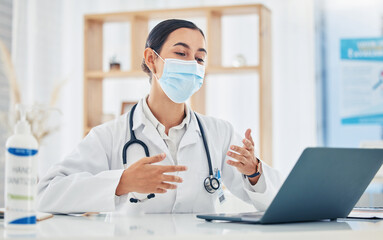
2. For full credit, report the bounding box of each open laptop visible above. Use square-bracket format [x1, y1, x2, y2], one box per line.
[197, 147, 383, 224]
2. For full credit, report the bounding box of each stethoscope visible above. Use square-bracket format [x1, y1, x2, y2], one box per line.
[122, 104, 220, 203]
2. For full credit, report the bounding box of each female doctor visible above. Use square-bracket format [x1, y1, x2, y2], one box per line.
[37, 19, 282, 214]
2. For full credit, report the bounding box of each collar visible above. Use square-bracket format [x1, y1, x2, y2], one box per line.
[131, 97, 201, 135]
[141, 95, 191, 132]
[131, 99, 145, 131]
[130, 97, 202, 151]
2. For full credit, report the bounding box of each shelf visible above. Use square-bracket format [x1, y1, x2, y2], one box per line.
[84, 4, 266, 22]
[207, 65, 259, 74]
[83, 4, 272, 165]
[85, 66, 259, 79]
[86, 70, 147, 79]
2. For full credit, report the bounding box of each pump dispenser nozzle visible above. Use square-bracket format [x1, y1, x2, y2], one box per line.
[15, 104, 31, 135]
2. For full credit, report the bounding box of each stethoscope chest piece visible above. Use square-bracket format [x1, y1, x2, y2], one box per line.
[204, 176, 220, 194]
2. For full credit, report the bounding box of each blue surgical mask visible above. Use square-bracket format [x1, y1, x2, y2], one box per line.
[152, 50, 205, 103]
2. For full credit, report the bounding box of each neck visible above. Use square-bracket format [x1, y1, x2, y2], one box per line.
[147, 89, 185, 135]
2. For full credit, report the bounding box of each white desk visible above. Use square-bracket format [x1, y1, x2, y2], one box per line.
[1, 214, 382, 239]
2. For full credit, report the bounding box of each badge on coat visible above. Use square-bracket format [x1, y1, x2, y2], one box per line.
[214, 168, 226, 204]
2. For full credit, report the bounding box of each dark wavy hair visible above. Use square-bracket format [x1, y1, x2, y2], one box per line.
[141, 19, 205, 83]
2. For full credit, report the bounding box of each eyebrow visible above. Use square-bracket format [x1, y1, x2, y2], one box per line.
[173, 42, 207, 54]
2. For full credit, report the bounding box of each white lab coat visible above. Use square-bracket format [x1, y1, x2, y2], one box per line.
[37, 98, 283, 214]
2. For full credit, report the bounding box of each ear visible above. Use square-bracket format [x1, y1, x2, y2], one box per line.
[144, 48, 157, 74]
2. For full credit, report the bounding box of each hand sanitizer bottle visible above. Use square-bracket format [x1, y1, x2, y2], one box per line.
[4, 106, 38, 229]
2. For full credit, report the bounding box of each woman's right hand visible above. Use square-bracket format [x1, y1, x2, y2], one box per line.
[115, 153, 187, 196]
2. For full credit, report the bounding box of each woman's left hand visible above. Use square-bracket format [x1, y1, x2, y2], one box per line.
[226, 129, 261, 185]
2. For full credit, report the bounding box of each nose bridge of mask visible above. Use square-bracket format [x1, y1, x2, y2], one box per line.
[152, 49, 205, 79]
[152, 49, 205, 104]
[164, 59, 205, 79]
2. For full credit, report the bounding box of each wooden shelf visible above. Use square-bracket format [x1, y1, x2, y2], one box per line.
[86, 70, 147, 79]
[207, 65, 259, 74]
[85, 66, 259, 79]
[85, 4, 267, 22]
[83, 4, 273, 165]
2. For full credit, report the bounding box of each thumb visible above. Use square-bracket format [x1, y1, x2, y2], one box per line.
[143, 153, 166, 164]
[245, 128, 255, 145]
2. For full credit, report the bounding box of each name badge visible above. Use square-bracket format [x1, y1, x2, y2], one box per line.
[214, 168, 226, 205]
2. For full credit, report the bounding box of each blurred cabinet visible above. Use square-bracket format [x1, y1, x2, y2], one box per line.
[83, 4, 273, 165]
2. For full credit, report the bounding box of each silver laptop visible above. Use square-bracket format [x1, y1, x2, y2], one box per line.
[197, 147, 383, 224]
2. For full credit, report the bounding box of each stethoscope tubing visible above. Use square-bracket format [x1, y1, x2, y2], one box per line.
[122, 103, 220, 198]
[122, 104, 150, 164]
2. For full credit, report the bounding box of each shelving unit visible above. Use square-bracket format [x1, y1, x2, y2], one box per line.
[83, 4, 273, 165]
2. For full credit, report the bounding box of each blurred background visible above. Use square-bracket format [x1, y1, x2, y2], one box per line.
[0, 0, 382, 211]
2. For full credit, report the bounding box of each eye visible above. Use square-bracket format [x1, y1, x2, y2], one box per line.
[196, 57, 205, 63]
[175, 52, 186, 56]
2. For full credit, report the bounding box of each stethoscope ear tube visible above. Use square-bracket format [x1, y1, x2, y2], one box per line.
[122, 104, 150, 165]
[123, 104, 153, 203]
[195, 114, 214, 176]
[195, 114, 220, 194]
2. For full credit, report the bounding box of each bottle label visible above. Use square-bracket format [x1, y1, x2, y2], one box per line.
[8, 148, 38, 157]
[5, 147, 38, 226]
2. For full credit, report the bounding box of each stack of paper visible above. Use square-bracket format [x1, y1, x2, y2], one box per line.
[348, 208, 383, 219]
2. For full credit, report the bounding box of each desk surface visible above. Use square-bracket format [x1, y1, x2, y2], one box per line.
[1, 213, 382, 239]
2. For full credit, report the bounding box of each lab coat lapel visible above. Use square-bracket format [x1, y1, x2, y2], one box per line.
[142, 124, 174, 163]
[179, 111, 201, 150]
[132, 99, 174, 164]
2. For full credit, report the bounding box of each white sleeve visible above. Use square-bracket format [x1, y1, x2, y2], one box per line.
[242, 166, 266, 193]
[221, 125, 283, 212]
[37, 126, 124, 214]
[241, 160, 283, 211]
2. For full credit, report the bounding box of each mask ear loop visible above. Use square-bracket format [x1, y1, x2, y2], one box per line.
[148, 49, 165, 81]
[152, 49, 165, 62]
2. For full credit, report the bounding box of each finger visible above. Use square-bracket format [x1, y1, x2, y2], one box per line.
[162, 174, 183, 183]
[245, 129, 255, 146]
[242, 139, 254, 152]
[159, 165, 188, 173]
[229, 145, 251, 158]
[226, 159, 244, 168]
[227, 151, 247, 164]
[153, 188, 167, 194]
[159, 182, 177, 190]
[143, 153, 166, 164]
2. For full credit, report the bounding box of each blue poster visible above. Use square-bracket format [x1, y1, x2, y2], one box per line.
[340, 38, 383, 125]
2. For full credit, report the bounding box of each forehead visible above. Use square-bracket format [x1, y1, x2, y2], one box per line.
[163, 28, 206, 50]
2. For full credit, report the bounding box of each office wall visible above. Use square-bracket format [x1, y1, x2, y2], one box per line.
[11, 0, 317, 181]
[320, 0, 383, 147]
[12, 0, 63, 177]
[0, 0, 12, 208]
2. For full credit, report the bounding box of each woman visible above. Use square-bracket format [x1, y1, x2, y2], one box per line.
[37, 19, 282, 214]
